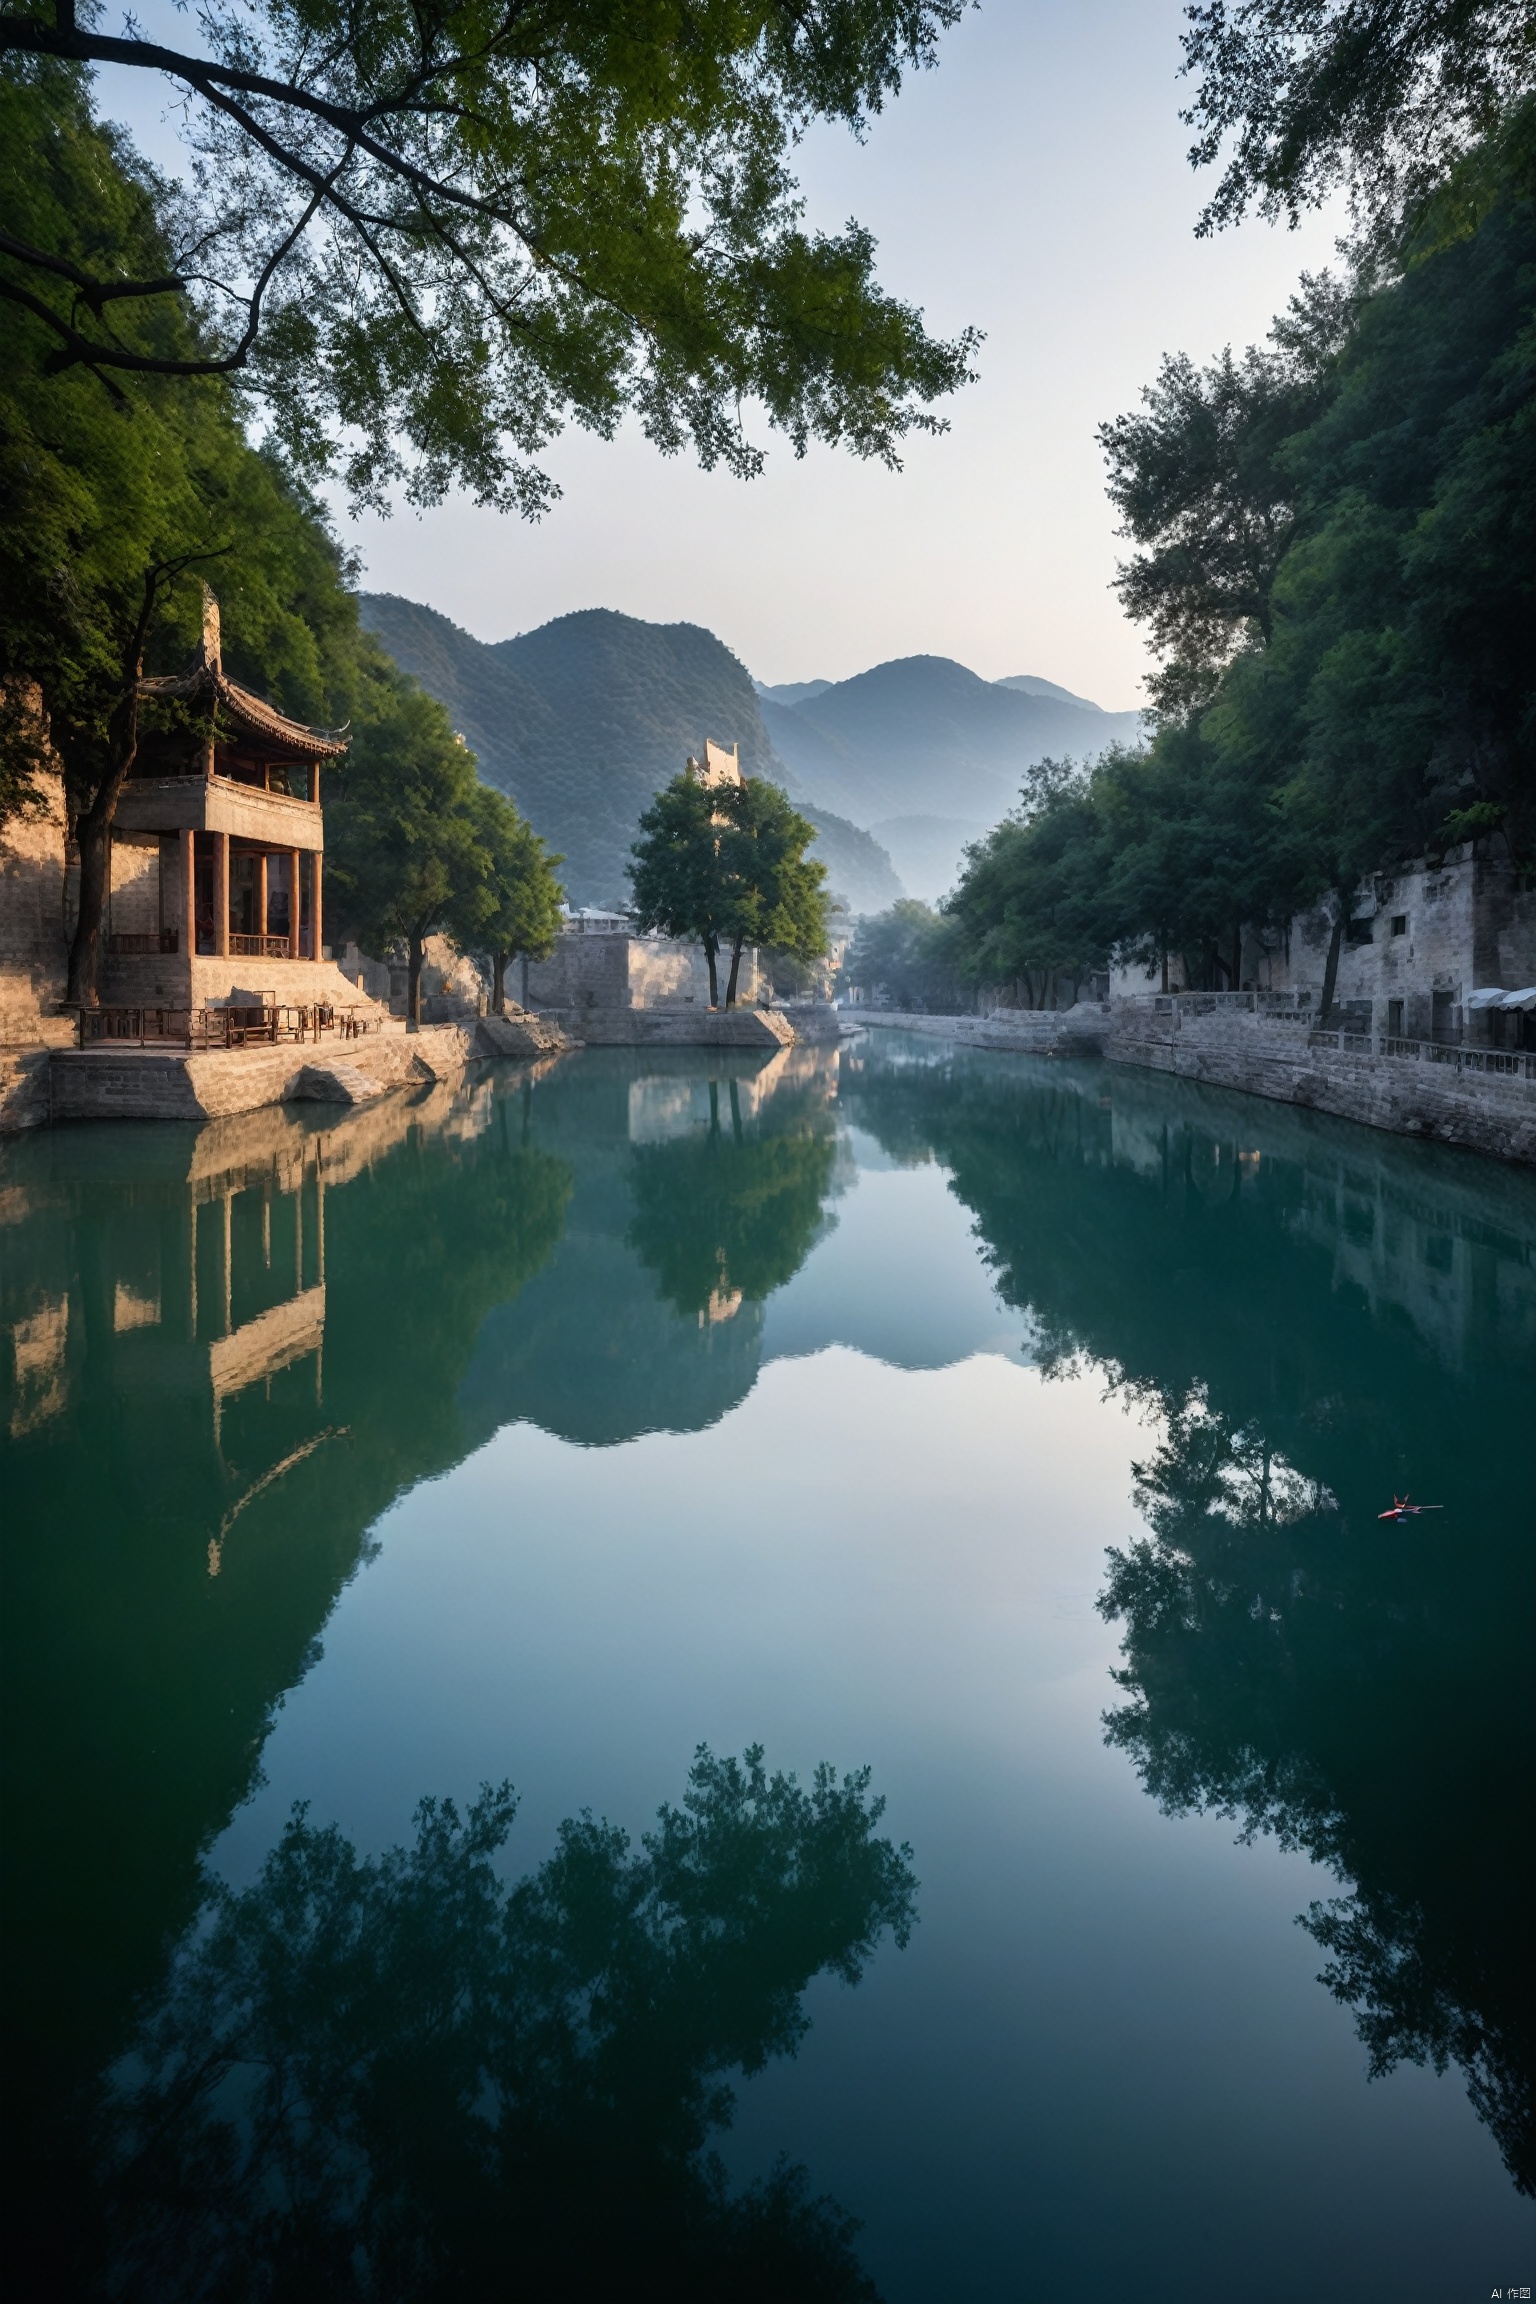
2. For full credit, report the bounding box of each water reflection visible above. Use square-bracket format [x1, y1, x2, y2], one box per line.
[3, 1030, 1534, 2289]
[841, 1038, 1536, 2196]
[99, 1745, 911, 2302]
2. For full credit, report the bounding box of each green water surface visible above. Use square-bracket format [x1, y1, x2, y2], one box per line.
[1, 1036, 1532, 2301]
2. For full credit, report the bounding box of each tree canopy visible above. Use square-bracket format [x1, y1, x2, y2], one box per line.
[947, 117, 1535, 1001]
[326, 669, 507, 1023]
[472, 782, 564, 1013]
[629, 766, 828, 1006]
[0, 6, 978, 513]
[1180, 0, 1536, 233]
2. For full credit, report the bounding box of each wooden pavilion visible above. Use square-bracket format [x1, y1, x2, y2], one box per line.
[107, 591, 348, 994]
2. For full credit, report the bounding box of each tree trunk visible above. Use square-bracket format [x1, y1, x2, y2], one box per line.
[64, 567, 164, 1007]
[1160, 940, 1169, 995]
[704, 936, 719, 1009]
[724, 934, 746, 1009]
[407, 931, 424, 1032]
[492, 948, 507, 1015]
[1232, 921, 1243, 991]
[1318, 891, 1346, 1024]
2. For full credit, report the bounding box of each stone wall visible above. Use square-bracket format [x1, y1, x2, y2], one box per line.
[1108, 1001, 1535, 1165]
[856, 1005, 1114, 1056]
[46, 1023, 482, 1126]
[0, 771, 69, 1044]
[1109, 850, 1536, 1034]
[523, 930, 758, 1018]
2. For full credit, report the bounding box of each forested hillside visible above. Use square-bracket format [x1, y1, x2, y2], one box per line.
[360, 597, 903, 911]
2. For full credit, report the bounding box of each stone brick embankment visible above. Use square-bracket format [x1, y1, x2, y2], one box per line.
[531, 1004, 796, 1051]
[1108, 1002, 1535, 1165]
[37, 1010, 574, 1128]
[854, 1006, 1114, 1056]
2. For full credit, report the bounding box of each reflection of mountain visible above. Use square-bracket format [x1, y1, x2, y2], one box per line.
[842, 1035, 1536, 2195]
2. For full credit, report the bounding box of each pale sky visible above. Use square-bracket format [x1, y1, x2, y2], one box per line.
[100, 1, 1343, 710]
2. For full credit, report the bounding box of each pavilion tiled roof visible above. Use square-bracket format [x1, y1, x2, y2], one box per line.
[140, 660, 350, 760]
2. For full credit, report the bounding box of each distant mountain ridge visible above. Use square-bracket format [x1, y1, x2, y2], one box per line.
[359, 597, 1140, 911]
[358, 595, 902, 912]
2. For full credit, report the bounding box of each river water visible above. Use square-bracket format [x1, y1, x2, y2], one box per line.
[2, 1035, 1532, 2301]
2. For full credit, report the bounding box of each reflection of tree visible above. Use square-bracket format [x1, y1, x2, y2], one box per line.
[100, 1746, 914, 2301]
[845, 1043, 1535, 2196]
[628, 1079, 836, 1320]
[1099, 1394, 1533, 2195]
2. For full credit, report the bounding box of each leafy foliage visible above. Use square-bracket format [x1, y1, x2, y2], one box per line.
[949, 127, 1535, 990]
[325, 669, 497, 1019]
[718, 775, 831, 1000]
[1180, 0, 1536, 234]
[629, 766, 829, 1005]
[471, 781, 564, 1011]
[0, 4, 978, 513]
[839, 898, 961, 1010]
[98, 1745, 916, 2299]
[0, 63, 371, 830]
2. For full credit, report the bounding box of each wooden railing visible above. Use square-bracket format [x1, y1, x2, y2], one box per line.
[107, 930, 179, 955]
[76, 1003, 375, 1050]
[229, 932, 293, 958]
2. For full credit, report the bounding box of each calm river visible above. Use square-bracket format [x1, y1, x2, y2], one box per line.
[2, 1035, 1532, 2301]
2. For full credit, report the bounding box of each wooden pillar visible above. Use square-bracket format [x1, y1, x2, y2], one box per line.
[288, 848, 301, 959]
[313, 762, 321, 812]
[256, 852, 269, 946]
[310, 851, 323, 963]
[180, 828, 195, 956]
[213, 831, 230, 957]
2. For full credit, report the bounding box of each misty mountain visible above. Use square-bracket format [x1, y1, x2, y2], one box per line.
[994, 673, 1112, 712]
[765, 655, 1143, 829]
[754, 678, 833, 707]
[358, 595, 903, 912]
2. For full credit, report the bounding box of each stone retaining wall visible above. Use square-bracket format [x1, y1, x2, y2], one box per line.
[45, 1024, 481, 1126]
[854, 1006, 1113, 1056]
[530, 1005, 794, 1051]
[1108, 1003, 1535, 1165]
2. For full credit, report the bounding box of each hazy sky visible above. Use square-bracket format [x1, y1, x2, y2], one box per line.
[100, 1, 1343, 708]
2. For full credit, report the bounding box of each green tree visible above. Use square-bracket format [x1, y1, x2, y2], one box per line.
[1179, 0, 1536, 234]
[841, 898, 962, 1011]
[629, 768, 733, 1007]
[0, 8, 978, 513]
[717, 778, 830, 1006]
[326, 669, 491, 1028]
[0, 60, 387, 997]
[944, 762, 1111, 1004]
[1096, 276, 1355, 718]
[471, 782, 564, 1015]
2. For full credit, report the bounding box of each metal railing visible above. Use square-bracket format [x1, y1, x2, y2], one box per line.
[1149, 991, 1314, 1020]
[1307, 1027, 1536, 1080]
[75, 1002, 373, 1050]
